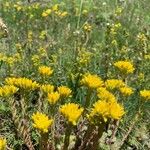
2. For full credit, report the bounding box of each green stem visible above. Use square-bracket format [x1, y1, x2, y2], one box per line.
[77, 0, 84, 29]
[84, 88, 92, 108]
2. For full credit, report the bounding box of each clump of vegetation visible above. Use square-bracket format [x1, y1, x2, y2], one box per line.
[0, 0, 150, 149]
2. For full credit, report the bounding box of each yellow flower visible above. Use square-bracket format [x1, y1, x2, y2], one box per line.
[0, 85, 18, 97]
[59, 103, 83, 125]
[27, 30, 33, 43]
[52, 4, 59, 11]
[137, 33, 147, 43]
[42, 9, 52, 17]
[31, 55, 40, 66]
[88, 100, 110, 123]
[97, 87, 116, 102]
[38, 66, 53, 76]
[140, 90, 150, 101]
[81, 73, 104, 89]
[58, 86, 72, 98]
[32, 112, 53, 133]
[88, 100, 125, 123]
[83, 23, 92, 32]
[114, 61, 135, 74]
[105, 79, 125, 90]
[60, 11, 68, 17]
[109, 102, 125, 120]
[39, 30, 47, 40]
[5, 77, 39, 90]
[82, 9, 88, 15]
[115, 7, 123, 16]
[0, 138, 6, 150]
[41, 84, 54, 93]
[48, 92, 60, 105]
[119, 86, 134, 96]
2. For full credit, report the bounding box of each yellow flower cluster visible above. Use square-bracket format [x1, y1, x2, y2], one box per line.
[5, 77, 39, 90]
[48, 92, 60, 105]
[81, 74, 103, 89]
[88, 100, 125, 123]
[39, 31, 47, 40]
[59, 103, 84, 125]
[83, 23, 92, 32]
[140, 90, 150, 101]
[110, 23, 122, 35]
[105, 79, 125, 90]
[137, 33, 147, 43]
[0, 85, 18, 97]
[42, 9, 52, 17]
[0, 138, 6, 150]
[31, 55, 40, 66]
[77, 49, 93, 66]
[97, 87, 116, 102]
[114, 61, 135, 74]
[38, 66, 53, 76]
[32, 112, 53, 133]
[42, 4, 68, 18]
[40, 84, 54, 93]
[58, 86, 72, 98]
[0, 53, 21, 66]
[119, 87, 133, 96]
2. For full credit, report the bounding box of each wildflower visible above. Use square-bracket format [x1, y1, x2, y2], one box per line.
[111, 40, 118, 46]
[83, 23, 92, 32]
[140, 90, 150, 101]
[81, 73, 104, 89]
[48, 92, 60, 105]
[105, 79, 125, 90]
[39, 30, 47, 40]
[41, 84, 54, 93]
[5, 57, 15, 66]
[119, 86, 133, 96]
[114, 23, 121, 29]
[58, 86, 72, 98]
[109, 102, 125, 120]
[82, 9, 88, 15]
[77, 50, 92, 66]
[114, 61, 135, 74]
[88, 100, 125, 123]
[0, 138, 6, 150]
[138, 73, 144, 81]
[0, 85, 18, 97]
[38, 66, 53, 76]
[42, 9, 52, 17]
[14, 4, 22, 11]
[59, 103, 83, 125]
[27, 30, 33, 43]
[31, 55, 40, 66]
[137, 33, 147, 43]
[60, 11, 68, 17]
[5, 77, 39, 90]
[115, 7, 123, 16]
[52, 4, 59, 11]
[97, 87, 116, 102]
[38, 47, 47, 57]
[32, 112, 53, 133]
[88, 100, 110, 123]
[144, 54, 150, 60]
[0, 53, 7, 61]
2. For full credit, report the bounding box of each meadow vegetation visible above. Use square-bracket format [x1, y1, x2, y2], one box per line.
[0, 0, 150, 149]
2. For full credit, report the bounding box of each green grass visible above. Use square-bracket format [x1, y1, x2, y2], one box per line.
[0, 0, 150, 149]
